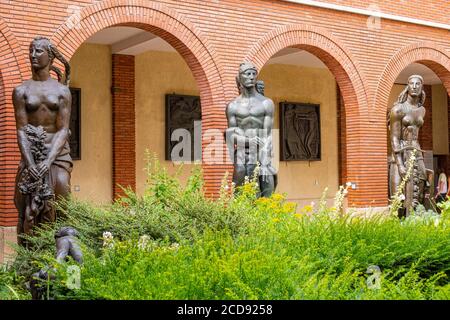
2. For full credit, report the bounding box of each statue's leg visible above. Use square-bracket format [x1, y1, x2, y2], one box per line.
[233, 164, 246, 188]
[246, 163, 257, 180]
[14, 167, 28, 245]
[417, 157, 428, 206]
[55, 238, 70, 264]
[259, 174, 275, 198]
[389, 156, 406, 217]
[69, 241, 83, 264]
[47, 165, 71, 222]
[388, 159, 401, 198]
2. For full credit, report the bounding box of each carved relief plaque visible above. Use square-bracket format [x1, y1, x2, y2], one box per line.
[165, 94, 202, 161]
[280, 102, 321, 161]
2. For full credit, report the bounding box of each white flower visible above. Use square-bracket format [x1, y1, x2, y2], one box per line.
[399, 194, 406, 201]
[310, 201, 315, 207]
[102, 231, 114, 248]
[346, 182, 352, 187]
[103, 231, 113, 239]
[343, 189, 348, 195]
[138, 235, 150, 250]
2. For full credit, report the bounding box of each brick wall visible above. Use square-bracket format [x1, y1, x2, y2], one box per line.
[112, 54, 136, 198]
[0, 0, 449, 225]
[0, 20, 24, 227]
[419, 85, 433, 151]
[337, 85, 346, 186]
[447, 96, 450, 175]
[317, 0, 450, 26]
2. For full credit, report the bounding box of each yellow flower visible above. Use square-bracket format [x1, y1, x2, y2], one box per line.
[271, 193, 285, 202]
[294, 213, 303, 219]
[272, 218, 280, 223]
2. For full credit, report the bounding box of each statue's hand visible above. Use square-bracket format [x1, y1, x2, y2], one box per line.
[36, 160, 51, 178]
[254, 136, 266, 147]
[28, 165, 41, 181]
[249, 136, 259, 148]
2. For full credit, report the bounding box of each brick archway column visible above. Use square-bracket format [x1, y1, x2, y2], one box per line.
[245, 25, 386, 207]
[112, 54, 136, 198]
[0, 18, 27, 262]
[373, 42, 450, 205]
[51, 0, 226, 198]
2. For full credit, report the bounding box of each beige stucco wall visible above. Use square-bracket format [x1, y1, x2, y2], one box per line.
[259, 64, 339, 206]
[387, 83, 449, 156]
[135, 51, 199, 195]
[69, 43, 113, 203]
[135, 54, 339, 204]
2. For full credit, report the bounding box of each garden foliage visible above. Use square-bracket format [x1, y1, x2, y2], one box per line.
[1, 156, 449, 300]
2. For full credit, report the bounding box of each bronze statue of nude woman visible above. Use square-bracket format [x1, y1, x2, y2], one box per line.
[13, 36, 72, 244]
[388, 74, 432, 216]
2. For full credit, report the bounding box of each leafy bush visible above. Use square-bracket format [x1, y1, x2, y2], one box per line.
[6, 157, 450, 300]
[0, 265, 30, 300]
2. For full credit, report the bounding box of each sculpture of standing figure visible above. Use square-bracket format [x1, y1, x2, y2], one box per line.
[388, 74, 431, 216]
[226, 63, 277, 197]
[13, 37, 72, 244]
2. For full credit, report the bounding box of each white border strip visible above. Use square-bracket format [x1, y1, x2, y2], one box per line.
[282, 0, 450, 30]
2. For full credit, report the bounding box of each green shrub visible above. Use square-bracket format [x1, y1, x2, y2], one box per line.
[9, 156, 450, 300]
[0, 265, 30, 300]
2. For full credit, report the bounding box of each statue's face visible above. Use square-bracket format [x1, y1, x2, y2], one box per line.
[256, 82, 264, 92]
[29, 40, 51, 69]
[239, 68, 257, 89]
[407, 76, 423, 97]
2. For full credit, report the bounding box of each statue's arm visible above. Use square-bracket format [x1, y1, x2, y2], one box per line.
[13, 86, 35, 168]
[259, 99, 274, 146]
[390, 106, 405, 174]
[42, 86, 71, 170]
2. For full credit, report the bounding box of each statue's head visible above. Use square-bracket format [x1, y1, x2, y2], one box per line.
[407, 75, 424, 98]
[237, 62, 258, 90]
[256, 80, 265, 95]
[29, 36, 71, 85]
[396, 74, 426, 106]
[55, 226, 79, 238]
[29, 37, 54, 70]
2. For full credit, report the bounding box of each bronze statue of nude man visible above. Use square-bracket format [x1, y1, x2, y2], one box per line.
[226, 62, 277, 197]
[13, 36, 72, 243]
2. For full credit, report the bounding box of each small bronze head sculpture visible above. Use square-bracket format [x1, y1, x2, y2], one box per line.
[55, 226, 83, 264]
[29, 226, 83, 300]
[255, 80, 265, 96]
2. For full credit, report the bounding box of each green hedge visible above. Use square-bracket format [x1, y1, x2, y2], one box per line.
[2, 159, 449, 300]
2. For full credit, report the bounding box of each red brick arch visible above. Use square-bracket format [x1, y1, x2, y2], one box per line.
[375, 42, 450, 116]
[245, 25, 377, 207]
[0, 19, 28, 226]
[371, 43, 450, 207]
[51, 0, 227, 196]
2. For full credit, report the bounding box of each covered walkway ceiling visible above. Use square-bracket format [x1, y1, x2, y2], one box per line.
[86, 26, 442, 85]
